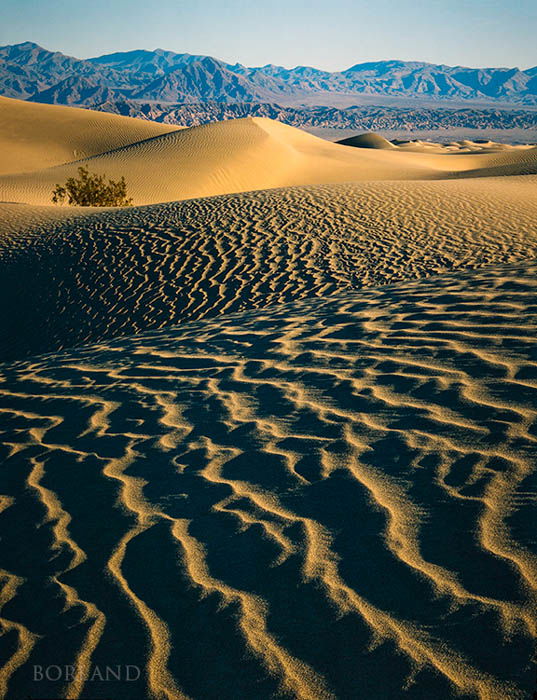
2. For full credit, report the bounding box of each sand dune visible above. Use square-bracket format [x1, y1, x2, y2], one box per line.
[0, 201, 109, 236]
[391, 138, 535, 154]
[0, 262, 536, 699]
[0, 96, 179, 176]
[1, 175, 537, 361]
[1, 97, 536, 699]
[337, 132, 397, 149]
[338, 131, 537, 155]
[0, 106, 536, 205]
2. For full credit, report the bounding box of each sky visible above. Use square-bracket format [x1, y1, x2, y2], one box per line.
[1, 0, 536, 70]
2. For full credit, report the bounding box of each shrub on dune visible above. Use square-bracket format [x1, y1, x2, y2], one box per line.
[52, 166, 133, 206]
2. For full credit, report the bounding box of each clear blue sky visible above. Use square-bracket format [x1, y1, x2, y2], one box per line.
[1, 0, 536, 70]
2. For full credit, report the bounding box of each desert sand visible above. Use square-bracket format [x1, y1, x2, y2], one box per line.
[1, 176, 537, 361]
[0, 96, 179, 176]
[0, 95, 536, 699]
[1, 98, 536, 206]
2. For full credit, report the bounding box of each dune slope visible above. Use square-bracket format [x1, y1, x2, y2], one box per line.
[1, 115, 536, 205]
[0, 262, 536, 699]
[1, 176, 537, 361]
[0, 96, 179, 176]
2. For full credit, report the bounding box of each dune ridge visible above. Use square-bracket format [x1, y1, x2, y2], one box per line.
[0, 262, 536, 698]
[1, 108, 536, 205]
[337, 132, 397, 149]
[0, 96, 179, 176]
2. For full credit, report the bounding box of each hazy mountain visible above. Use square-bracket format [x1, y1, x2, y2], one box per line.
[0, 42, 130, 100]
[1, 41, 536, 106]
[131, 57, 296, 102]
[240, 64, 351, 93]
[0, 61, 38, 99]
[88, 48, 209, 78]
[0, 41, 89, 77]
[0, 41, 92, 98]
[260, 60, 537, 101]
[31, 75, 125, 106]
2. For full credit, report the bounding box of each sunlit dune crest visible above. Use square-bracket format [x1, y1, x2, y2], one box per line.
[0, 96, 179, 176]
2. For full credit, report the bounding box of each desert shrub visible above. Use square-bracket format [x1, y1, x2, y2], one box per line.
[52, 166, 133, 207]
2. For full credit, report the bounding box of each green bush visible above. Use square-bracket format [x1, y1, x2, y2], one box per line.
[52, 166, 133, 207]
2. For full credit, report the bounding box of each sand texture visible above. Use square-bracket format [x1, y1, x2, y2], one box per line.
[1, 264, 537, 699]
[0, 97, 536, 699]
[1, 176, 537, 362]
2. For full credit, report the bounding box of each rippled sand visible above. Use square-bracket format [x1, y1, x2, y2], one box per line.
[1, 176, 537, 362]
[0, 98, 536, 699]
[1, 264, 536, 698]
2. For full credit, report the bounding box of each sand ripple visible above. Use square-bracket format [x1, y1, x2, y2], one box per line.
[1, 176, 537, 362]
[0, 263, 536, 698]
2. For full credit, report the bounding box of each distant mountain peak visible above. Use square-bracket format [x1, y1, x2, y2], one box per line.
[11, 41, 43, 49]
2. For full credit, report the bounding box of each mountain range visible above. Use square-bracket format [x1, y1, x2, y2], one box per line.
[1, 41, 537, 107]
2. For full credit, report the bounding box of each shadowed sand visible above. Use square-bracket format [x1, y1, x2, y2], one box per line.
[338, 132, 397, 149]
[0, 263, 536, 699]
[0, 97, 536, 699]
[1, 175, 537, 361]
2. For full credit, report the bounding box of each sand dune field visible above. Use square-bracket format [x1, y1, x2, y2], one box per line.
[0, 96, 536, 699]
[1, 98, 536, 206]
